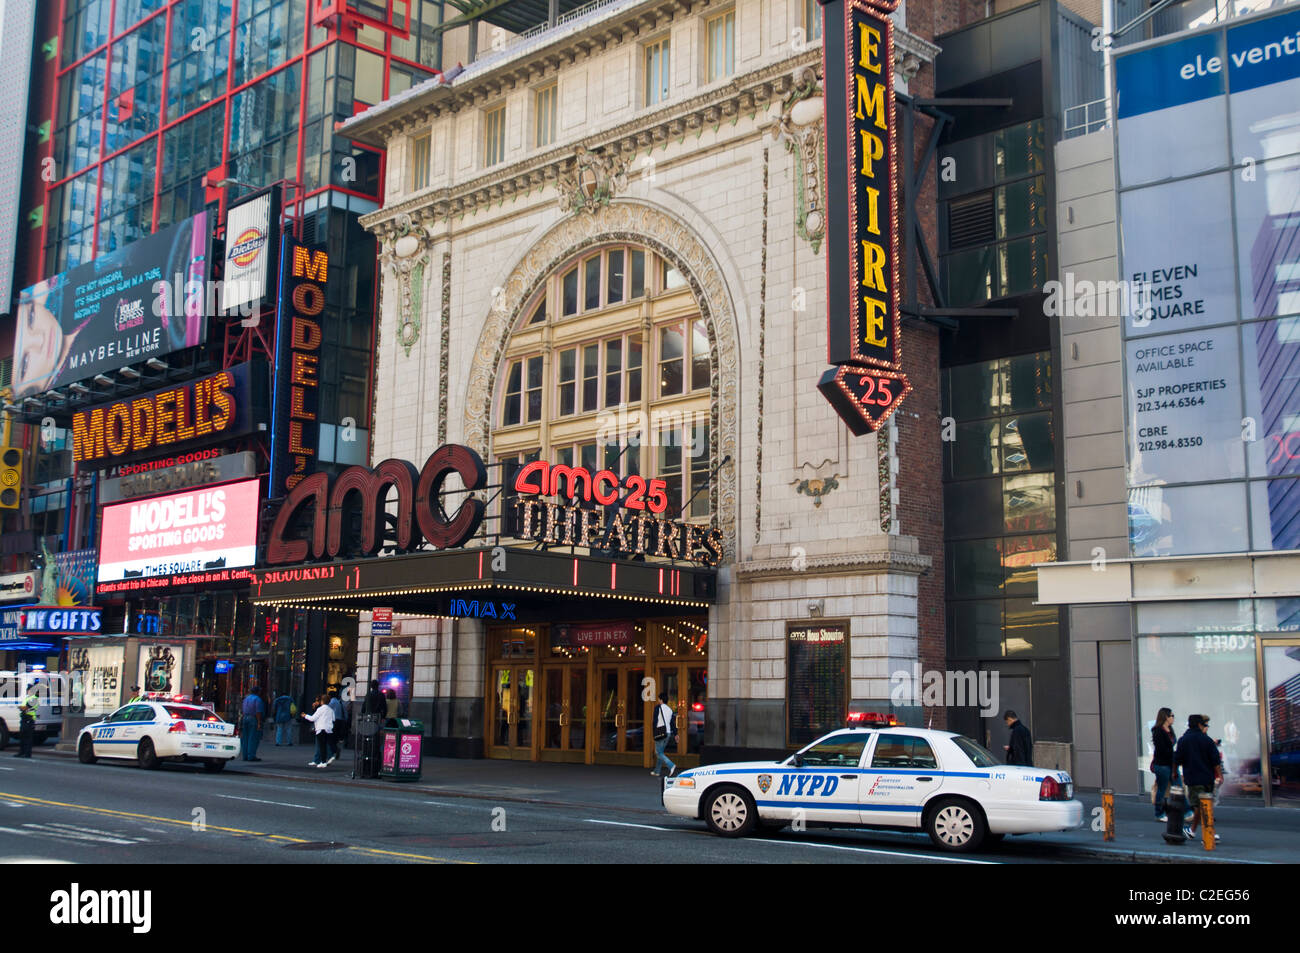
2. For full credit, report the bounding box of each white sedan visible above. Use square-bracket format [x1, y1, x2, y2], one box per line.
[662, 722, 1082, 852]
[77, 700, 239, 772]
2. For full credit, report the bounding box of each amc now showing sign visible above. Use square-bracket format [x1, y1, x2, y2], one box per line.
[97, 478, 260, 583]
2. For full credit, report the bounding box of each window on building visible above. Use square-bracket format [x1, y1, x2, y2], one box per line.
[645, 37, 671, 106]
[535, 82, 557, 148]
[492, 244, 711, 535]
[805, 0, 822, 41]
[484, 103, 506, 166]
[706, 11, 735, 83]
[410, 131, 431, 191]
[502, 354, 544, 426]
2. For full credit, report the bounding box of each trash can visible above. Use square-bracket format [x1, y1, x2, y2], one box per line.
[355, 714, 384, 779]
[379, 719, 424, 781]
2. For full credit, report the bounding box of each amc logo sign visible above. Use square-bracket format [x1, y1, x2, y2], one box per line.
[514, 461, 670, 513]
[267, 444, 487, 564]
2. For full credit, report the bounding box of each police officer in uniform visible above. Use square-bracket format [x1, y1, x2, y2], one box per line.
[14, 681, 40, 758]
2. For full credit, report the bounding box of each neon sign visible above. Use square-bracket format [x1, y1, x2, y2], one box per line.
[817, 0, 911, 434]
[514, 461, 670, 513]
[270, 239, 327, 497]
[71, 366, 254, 465]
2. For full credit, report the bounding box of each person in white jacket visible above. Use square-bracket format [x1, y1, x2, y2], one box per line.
[302, 695, 336, 767]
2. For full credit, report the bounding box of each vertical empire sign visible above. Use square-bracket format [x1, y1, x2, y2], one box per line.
[270, 237, 327, 498]
[816, 0, 911, 434]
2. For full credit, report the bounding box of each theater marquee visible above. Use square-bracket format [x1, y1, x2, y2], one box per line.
[817, 0, 911, 434]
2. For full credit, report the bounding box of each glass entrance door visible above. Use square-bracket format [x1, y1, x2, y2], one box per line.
[1262, 640, 1300, 805]
[541, 666, 587, 762]
[595, 664, 647, 765]
[656, 662, 707, 765]
[489, 664, 535, 760]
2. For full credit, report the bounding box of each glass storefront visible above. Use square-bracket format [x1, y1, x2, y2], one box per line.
[486, 616, 707, 766]
[1135, 598, 1300, 805]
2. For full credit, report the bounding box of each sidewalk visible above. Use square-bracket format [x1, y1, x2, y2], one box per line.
[213, 741, 1300, 863]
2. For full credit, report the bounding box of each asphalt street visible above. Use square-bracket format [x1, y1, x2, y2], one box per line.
[0, 753, 1117, 864]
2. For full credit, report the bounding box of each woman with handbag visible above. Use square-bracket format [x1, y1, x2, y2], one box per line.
[1150, 707, 1176, 821]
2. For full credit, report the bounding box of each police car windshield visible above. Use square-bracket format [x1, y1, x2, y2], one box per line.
[165, 706, 222, 722]
[952, 735, 1000, 768]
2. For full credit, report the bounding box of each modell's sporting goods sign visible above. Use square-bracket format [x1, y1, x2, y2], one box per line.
[97, 479, 260, 584]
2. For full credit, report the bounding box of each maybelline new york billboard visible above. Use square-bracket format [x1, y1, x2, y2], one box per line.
[96, 478, 260, 589]
[10, 212, 212, 400]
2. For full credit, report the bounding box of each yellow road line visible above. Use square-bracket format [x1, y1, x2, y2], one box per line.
[0, 791, 471, 864]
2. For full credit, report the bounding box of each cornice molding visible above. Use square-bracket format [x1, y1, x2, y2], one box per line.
[734, 549, 932, 581]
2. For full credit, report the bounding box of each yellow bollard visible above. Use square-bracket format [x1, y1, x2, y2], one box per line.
[1101, 788, 1115, 841]
[1200, 794, 1215, 851]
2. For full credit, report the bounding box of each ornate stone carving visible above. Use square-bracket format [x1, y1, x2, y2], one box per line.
[381, 212, 434, 356]
[768, 66, 826, 253]
[794, 475, 840, 508]
[462, 200, 741, 559]
[556, 145, 629, 215]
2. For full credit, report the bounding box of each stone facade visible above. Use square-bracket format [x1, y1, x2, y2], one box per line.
[345, 0, 947, 754]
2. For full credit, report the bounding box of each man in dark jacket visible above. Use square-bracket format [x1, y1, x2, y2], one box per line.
[1003, 709, 1034, 766]
[1175, 714, 1222, 841]
[362, 680, 385, 719]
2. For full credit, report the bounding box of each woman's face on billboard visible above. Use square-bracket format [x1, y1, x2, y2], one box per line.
[15, 291, 63, 396]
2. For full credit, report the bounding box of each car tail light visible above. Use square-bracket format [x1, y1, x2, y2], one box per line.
[168, 721, 186, 734]
[1039, 776, 1069, 800]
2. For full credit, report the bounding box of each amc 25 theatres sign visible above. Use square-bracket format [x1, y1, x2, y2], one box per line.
[816, 0, 912, 434]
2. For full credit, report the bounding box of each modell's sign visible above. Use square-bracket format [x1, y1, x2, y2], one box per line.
[816, 0, 911, 434]
[266, 445, 724, 567]
[269, 238, 326, 497]
[97, 478, 260, 584]
[71, 361, 264, 466]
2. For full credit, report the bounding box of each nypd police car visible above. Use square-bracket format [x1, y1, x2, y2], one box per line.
[77, 698, 238, 772]
[662, 714, 1082, 852]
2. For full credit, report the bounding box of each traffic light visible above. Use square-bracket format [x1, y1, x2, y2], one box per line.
[0, 447, 21, 509]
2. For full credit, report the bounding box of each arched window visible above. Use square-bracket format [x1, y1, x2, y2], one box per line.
[493, 244, 712, 533]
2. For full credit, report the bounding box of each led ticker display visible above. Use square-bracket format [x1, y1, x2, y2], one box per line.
[818, 0, 910, 433]
[71, 362, 265, 466]
[269, 238, 327, 498]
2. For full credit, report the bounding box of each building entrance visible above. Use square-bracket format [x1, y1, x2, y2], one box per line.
[485, 617, 707, 766]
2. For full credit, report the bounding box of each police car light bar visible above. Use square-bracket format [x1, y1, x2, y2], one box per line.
[846, 711, 898, 728]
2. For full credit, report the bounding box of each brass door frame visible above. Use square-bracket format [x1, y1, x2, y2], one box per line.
[539, 663, 588, 763]
[1257, 636, 1300, 808]
[486, 663, 538, 761]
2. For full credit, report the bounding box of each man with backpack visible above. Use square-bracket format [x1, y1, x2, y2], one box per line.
[651, 692, 677, 778]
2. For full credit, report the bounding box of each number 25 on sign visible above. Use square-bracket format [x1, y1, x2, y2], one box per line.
[817, 365, 912, 435]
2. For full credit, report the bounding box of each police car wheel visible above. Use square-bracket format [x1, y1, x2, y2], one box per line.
[704, 786, 758, 837]
[137, 738, 161, 770]
[927, 798, 986, 852]
[203, 759, 225, 773]
[78, 735, 97, 764]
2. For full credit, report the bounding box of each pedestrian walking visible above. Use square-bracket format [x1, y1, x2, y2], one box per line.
[1003, 709, 1034, 766]
[327, 690, 346, 758]
[1174, 714, 1223, 843]
[384, 688, 399, 724]
[650, 692, 677, 778]
[14, 680, 40, 758]
[273, 691, 296, 746]
[1150, 706, 1177, 821]
[302, 695, 336, 767]
[239, 684, 265, 761]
